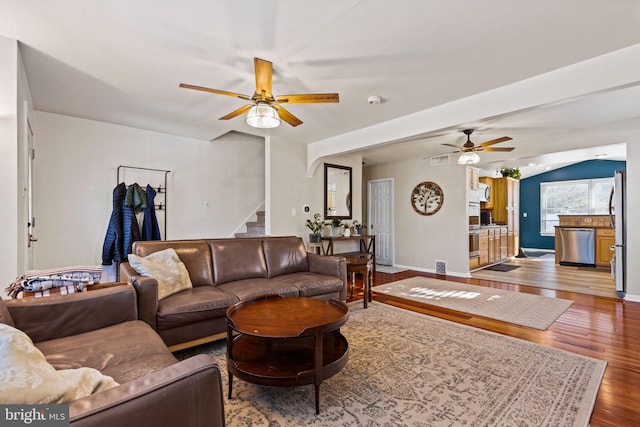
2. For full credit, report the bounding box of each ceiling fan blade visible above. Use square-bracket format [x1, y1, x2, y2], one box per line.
[272, 104, 303, 127]
[442, 143, 464, 150]
[219, 104, 253, 120]
[276, 93, 340, 104]
[479, 136, 512, 148]
[482, 147, 515, 152]
[254, 58, 273, 100]
[179, 83, 252, 100]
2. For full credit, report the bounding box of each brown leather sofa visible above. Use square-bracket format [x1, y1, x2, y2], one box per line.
[0, 284, 225, 427]
[120, 236, 347, 350]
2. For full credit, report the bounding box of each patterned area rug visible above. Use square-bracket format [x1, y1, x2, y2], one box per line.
[175, 302, 605, 426]
[373, 276, 573, 330]
[375, 265, 408, 274]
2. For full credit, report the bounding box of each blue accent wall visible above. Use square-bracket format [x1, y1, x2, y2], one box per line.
[519, 159, 626, 250]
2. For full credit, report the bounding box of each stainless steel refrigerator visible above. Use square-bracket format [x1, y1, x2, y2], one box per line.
[609, 170, 626, 297]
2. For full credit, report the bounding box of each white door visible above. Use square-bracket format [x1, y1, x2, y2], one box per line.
[368, 178, 393, 265]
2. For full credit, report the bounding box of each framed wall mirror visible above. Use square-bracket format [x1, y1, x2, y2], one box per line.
[324, 163, 352, 219]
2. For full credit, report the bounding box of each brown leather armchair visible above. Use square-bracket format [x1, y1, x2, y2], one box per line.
[1, 284, 225, 427]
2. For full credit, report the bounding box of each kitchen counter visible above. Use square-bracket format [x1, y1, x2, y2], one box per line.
[554, 225, 613, 229]
[557, 214, 611, 228]
[554, 225, 614, 268]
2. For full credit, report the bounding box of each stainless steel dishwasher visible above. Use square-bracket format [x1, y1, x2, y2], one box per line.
[558, 228, 595, 266]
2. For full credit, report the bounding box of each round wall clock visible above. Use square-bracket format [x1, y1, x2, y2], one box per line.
[411, 181, 444, 216]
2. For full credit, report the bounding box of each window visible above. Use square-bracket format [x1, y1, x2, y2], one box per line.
[540, 178, 613, 235]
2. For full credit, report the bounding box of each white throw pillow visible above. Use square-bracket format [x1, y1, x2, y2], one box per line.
[128, 248, 193, 300]
[0, 323, 119, 404]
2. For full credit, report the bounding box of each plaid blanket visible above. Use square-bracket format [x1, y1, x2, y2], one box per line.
[5, 266, 102, 299]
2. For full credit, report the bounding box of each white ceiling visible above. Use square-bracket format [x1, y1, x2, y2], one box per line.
[2, 0, 640, 177]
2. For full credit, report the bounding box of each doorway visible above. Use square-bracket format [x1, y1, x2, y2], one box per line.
[367, 178, 394, 266]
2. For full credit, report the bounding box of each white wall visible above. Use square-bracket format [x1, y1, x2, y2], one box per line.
[267, 136, 363, 244]
[364, 157, 468, 276]
[266, 135, 311, 237]
[32, 112, 264, 269]
[0, 37, 19, 289]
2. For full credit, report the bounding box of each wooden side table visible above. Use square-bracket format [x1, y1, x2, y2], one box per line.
[345, 254, 373, 308]
[306, 242, 323, 254]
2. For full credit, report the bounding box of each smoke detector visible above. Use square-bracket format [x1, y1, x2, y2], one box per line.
[367, 95, 382, 104]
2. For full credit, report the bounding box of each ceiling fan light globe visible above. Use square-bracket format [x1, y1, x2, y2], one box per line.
[458, 151, 480, 165]
[246, 103, 281, 129]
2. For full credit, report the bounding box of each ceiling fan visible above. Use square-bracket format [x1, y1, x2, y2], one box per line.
[179, 58, 339, 129]
[442, 129, 514, 164]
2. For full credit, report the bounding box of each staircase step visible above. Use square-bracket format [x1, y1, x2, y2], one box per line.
[234, 232, 266, 238]
[237, 210, 266, 238]
[246, 227, 265, 235]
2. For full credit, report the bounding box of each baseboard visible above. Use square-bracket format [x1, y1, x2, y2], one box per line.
[393, 264, 469, 278]
[624, 293, 640, 302]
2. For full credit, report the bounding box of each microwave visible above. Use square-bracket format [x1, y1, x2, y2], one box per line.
[479, 183, 490, 203]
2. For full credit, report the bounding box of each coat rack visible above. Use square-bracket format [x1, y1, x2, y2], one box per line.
[117, 165, 170, 238]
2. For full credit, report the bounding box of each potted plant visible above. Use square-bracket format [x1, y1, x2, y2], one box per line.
[305, 213, 326, 243]
[351, 220, 363, 235]
[499, 167, 521, 180]
[330, 217, 343, 236]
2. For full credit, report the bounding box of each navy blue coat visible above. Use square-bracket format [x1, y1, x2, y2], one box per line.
[142, 184, 161, 241]
[101, 183, 141, 265]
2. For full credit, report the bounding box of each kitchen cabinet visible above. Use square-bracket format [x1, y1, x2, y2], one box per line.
[491, 177, 519, 257]
[469, 256, 480, 270]
[596, 228, 615, 267]
[467, 166, 480, 204]
[479, 229, 489, 265]
[474, 226, 508, 270]
[488, 229, 496, 263]
[467, 167, 479, 191]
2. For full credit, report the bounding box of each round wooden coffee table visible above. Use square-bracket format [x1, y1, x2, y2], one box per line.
[226, 296, 349, 414]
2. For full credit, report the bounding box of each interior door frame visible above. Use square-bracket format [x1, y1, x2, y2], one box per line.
[367, 177, 394, 266]
[23, 102, 35, 271]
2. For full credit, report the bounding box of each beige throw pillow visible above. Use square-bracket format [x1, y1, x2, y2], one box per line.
[0, 323, 119, 404]
[128, 248, 193, 300]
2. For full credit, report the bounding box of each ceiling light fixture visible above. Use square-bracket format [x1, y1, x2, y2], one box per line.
[457, 151, 480, 165]
[246, 102, 281, 129]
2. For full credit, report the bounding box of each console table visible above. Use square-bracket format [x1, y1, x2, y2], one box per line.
[320, 235, 376, 272]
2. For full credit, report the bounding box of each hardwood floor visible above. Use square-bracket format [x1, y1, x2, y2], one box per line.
[346, 263, 640, 426]
[471, 252, 618, 298]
